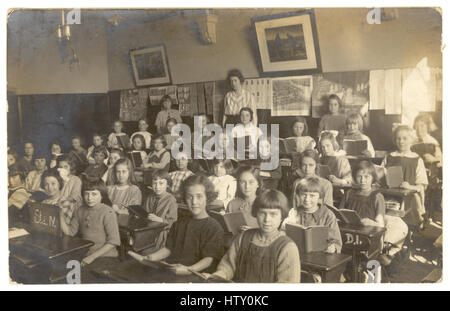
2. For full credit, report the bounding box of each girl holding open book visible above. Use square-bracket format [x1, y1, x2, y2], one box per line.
[381, 125, 428, 227]
[107, 120, 130, 150]
[207, 189, 300, 283]
[340, 113, 375, 157]
[287, 117, 316, 153]
[340, 160, 408, 266]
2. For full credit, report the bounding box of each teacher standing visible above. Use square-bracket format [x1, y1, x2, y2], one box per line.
[222, 69, 258, 128]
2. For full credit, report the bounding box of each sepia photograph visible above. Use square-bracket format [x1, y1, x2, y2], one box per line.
[5, 6, 443, 287]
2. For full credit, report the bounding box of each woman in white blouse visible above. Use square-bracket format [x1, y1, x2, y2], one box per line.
[222, 69, 257, 128]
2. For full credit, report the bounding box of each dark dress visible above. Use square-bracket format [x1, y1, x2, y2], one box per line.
[235, 229, 293, 283]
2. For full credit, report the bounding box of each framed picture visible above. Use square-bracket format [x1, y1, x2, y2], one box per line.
[130, 44, 172, 87]
[252, 10, 322, 77]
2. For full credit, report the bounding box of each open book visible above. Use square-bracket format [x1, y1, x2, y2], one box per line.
[285, 223, 329, 254]
[209, 211, 248, 236]
[127, 205, 149, 219]
[128, 151, 144, 168]
[385, 166, 404, 188]
[343, 139, 368, 156]
[279, 137, 298, 154]
[128, 251, 175, 269]
[411, 143, 436, 158]
[327, 205, 362, 225]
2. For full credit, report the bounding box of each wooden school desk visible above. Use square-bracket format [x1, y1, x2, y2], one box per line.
[84, 258, 205, 283]
[339, 223, 386, 283]
[301, 252, 352, 283]
[9, 231, 93, 284]
[118, 214, 167, 257]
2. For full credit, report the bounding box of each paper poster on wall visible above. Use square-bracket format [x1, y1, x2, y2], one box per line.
[401, 67, 437, 125]
[119, 88, 149, 121]
[311, 71, 369, 118]
[384, 69, 402, 115]
[177, 84, 196, 117]
[148, 86, 178, 108]
[243, 78, 272, 109]
[204, 82, 215, 115]
[369, 70, 385, 110]
[271, 76, 312, 116]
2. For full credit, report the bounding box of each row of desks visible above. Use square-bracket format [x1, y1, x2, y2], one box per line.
[10, 218, 384, 284]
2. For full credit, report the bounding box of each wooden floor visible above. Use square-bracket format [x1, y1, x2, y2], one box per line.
[386, 218, 442, 283]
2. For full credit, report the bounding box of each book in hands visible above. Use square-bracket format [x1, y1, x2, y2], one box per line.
[327, 205, 362, 225]
[127, 205, 149, 219]
[411, 143, 436, 158]
[317, 164, 332, 179]
[209, 211, 248, 236]
[285, 223, 329, 254]
[279, 137, 298, 154]
[127, 251, 174, 269]
[129, 151, 144, 168]
[385, 166, 404, 188]
[343, 139, 368, 156]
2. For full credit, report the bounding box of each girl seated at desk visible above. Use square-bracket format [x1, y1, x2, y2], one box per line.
[60, 178, 121, 267]
[142, 170, 178, 253]
[87, 133, 108, 165]
[48, 139, 63, 169]
[286, 117, 316, 153]
[208, 159, 236, 210]
[131, 118, 152, 150]
[283, 177, 342, 254]
[206, 189, 300, 283]
[155, 95, 182, 135]
[143, 175, 224, 275]
[57, 155, 83, 215]
[25, 151, 47, 193]
[107, 120, 129, 150]
[381, 125, 428, 227]
[339, 160, 408, 266]
[103, 148, 125, 186]
[68, 135, 88, 175]
[144, 135, 171, 174]
[319, 132, 352, 187]
[340, 113, 375, 158]
[107, 158, 142, 215]
[8, 164, 31, 222]
[227, 165, 263, 229]
[291, 149, 334, 207]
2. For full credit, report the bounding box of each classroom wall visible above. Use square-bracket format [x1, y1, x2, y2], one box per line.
[8, 10, 109, 95]
[106, 8, 442, 90]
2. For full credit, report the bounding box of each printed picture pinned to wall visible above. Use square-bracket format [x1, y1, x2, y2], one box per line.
[252, 10, 322, 76]
[243, 78, 272, 109]
[130, 43, 172, 87]
[271, 76, 312, 116]
[119, 88, 149, 121]
[311, 71, 369, 118]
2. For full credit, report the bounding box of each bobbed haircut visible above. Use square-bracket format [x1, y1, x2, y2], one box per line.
[251, 189, 290, 219]
[152, 134, 167, 148]
[151, 169, 173, 189]
[179, 174, 218, 204]
[346, 113, 364, 131]
[227, 69, 245, 84]
[41, 168, 64, 191]
[413, 114, 436, 132]
[292, 116, 309, 136]
[352, 160, 378, 182]
[295, 176, 323, 199]
[81, 176, 112, 206]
